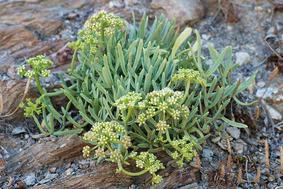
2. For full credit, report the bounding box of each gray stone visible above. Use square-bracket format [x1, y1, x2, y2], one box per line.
[39, 173, 58, 184]
[268, 175, 275, 182]
[265, 104, 282, 120]
[12, 127, 26, 135]
[48, 167, 57, 173]
[202, 148, 214, 161]
[211, 136, 221, 143]
[65, 168, 73, 176]
[109, 0, 124, 8]
[232, 139, 247, 154]
[257, 81, 265, 88]
[179, 183, 198, 189]
[124, 0, 139, 6]
[151, 0, 204, 26]
[226, 127, 241, 139]
[235, 52, 250, 66]
[24, 172, 36, 186]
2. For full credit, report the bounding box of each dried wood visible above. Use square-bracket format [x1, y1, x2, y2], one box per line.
[3, 135, 199, 188]
[4, 136, 84, 175]
[32, 164, 132, 189]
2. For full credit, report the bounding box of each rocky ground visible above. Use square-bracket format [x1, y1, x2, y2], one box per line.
[0, 0, 283, 189]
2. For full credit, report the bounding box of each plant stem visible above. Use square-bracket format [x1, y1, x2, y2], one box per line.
[70, 49, 77, 72]
[166, 130, 172, 143]
[118, 162, 148, 176]
[34, 75, 45, 96]
[182, 82, 190, 103]
[33, 115, 48, 136]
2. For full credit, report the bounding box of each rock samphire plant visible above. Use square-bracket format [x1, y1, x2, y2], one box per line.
[18, 11, 255, 184]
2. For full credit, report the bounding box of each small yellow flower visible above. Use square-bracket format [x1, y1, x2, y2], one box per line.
[82, 146, 91, 158]
[156, 121, 170, 133]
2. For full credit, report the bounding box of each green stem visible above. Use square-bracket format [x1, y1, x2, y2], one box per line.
[70, 49, 77, 72]
[166, 130, 172, 143]
[32, 115, 48, 136]
[34, 75, 45, 96]
[118, 162, 148, 176]
[182, 82, 190, 103]
[125, 107, 133, 123]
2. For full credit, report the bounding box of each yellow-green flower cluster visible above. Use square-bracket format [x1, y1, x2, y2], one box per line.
[170, 137, 197, 167]
[82, 122, 132, 162]
[132, 152, 164, 184]
[69, 11, 124, 52]
[82, 146, 91, 158]
[95, 147, 106, 158]
[17, 55, 53, 78]
[114, 92, 142, 110]
[109, 149, 123, 163]
[84, 10, 124, 37]
[172, 69, 205, 86]
[156, 121, 170, 133]
[19, 98, 43, 117]
[83, 121, 129, 148]
[135, 88, 189, 126]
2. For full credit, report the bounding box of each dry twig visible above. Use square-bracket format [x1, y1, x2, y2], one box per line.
[253, 166, 261, 183]
[0, 78, 30, 118]
[264, 139, 270, 174]
[219, 163, 226, 181]
[280, 146, 283, 174]
[237, 167, 243, 184]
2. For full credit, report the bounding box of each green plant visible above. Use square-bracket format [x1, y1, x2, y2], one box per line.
[18, 55, 66, 135]
[18, 11, 255, 184]
[19, 11, 198, 136]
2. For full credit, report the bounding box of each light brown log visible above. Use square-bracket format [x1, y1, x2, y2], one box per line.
[4, 136, 84, 175]
[32, 164, 132, 189]
[4, 135, 199, 188]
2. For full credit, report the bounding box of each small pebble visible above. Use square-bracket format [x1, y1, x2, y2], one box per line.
[39, 173, 58, 184]
[65, 168, 73, 176]
[67, 13, 78, 20]
[211, 137, 221, 143]
[12, 127, 26, 135]
[235, 52, 251, 66]
[202, 34, 210, 40]
[202, 148, 214, 161]
[265, 104, 282, 120]
[232, 139, 247, 154]
[268, 175, 275, 182]
[24, 173, 36, 186]
[49, 167, 57, 173]
[24, 134, 29, 139]
[257, 81, 265, 88]
[226, 127, 241, 139]
[109, 0, 124, 8]
[179, 182, 198, 189]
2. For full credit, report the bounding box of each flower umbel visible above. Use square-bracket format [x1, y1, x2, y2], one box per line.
[82, 146, 91, 158]
[114, 92, 142, 110]
[82, 122, 131, 163]
[69, 10, 125, 52]
[132, 152, 164, 184]
[20, 98, 43, 117]
[170, 136, 198, 167]
[172, 69, 206, 86]
[17, 55, 53, 79]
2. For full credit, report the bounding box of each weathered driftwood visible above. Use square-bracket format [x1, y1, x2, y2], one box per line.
[32, 164, 132, 189]
[4, 136, 84, 175]
[30, 165, 199, 189]
[31, 164, 199, 189]
[4, 135, 199, 188]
